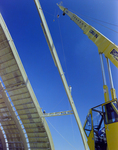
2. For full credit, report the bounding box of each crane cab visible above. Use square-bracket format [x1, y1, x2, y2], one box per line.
[83, 99, 118, 150]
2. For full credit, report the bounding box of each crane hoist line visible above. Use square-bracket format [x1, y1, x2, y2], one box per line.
[57, 4, 118, 68]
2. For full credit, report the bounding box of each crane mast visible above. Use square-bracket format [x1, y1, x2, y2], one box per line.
[57, 4, 117, 102]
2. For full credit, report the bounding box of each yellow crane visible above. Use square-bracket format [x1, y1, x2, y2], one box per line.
[58, 3, 118, 150]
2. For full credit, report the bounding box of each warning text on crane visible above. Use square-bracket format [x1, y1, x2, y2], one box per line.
[89, 29, 99, 38]
[110, 49, 118, 62]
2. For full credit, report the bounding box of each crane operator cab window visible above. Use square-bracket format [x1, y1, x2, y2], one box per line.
[84, 100, 118, 150]
[84, 114, 92, 137]
[102, 100, 118, 150]
[103, 101, 118, 124]
[84, 108, 107, 150]
[84, 112, 95, 150]
[92, 106, 107, 150]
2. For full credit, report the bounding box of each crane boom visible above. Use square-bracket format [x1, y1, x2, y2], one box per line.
[58, 4, 118, 68]
[34, 0, 89, 149]
[57, 4, 118, 150]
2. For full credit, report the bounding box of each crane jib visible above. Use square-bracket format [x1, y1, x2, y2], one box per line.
[59, 4, 118, 68]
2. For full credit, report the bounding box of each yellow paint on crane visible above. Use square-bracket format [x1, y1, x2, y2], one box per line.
[105, 122, 118, 150]
[58, 4, 118, 68]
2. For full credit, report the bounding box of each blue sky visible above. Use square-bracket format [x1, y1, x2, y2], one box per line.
[0, 0, 118, 150]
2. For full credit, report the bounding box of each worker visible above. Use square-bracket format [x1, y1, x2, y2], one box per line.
[43, 110, 46, 114]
